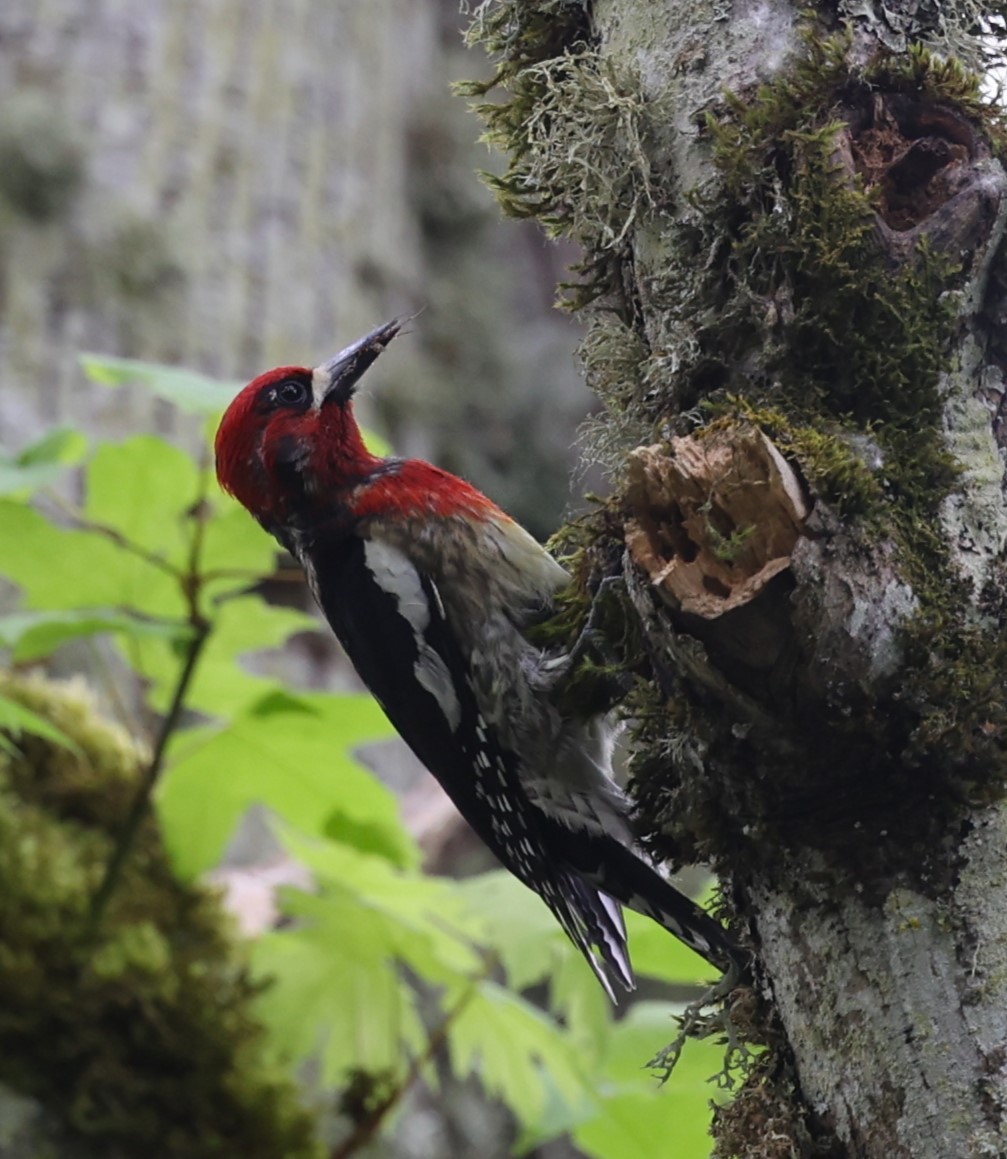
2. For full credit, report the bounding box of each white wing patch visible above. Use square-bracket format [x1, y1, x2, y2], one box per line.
[362, 538, 462, 732]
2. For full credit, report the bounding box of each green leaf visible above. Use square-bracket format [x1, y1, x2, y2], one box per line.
[571, 1002, 727, 1159]
[456, 870, 569, 991]
[0, 428, 87, 495]
[447, 979, 592, 1128]
[456, 869, 626, 1058]
[279, 829, 479, 975]
[574, 1088, 712, 1159]
[185, 598, 318, 716]
[0, 691, 82, 755]
[0, 609, 186, 663]
[129, 596, 316, 717]
[84, 435, 199, 562]
[199, 494, 284, 597]
[157, 691, 406, 878]
[456, 869, 728, 1074]
[253, 890, 428, 1084]
[252, 842, 483, 1086]
[80, 353, 241, 416]
[548, 941, 614, 1057]
[361, 426, 391, 458]
[456, 870, 618, 1059]
[0, 500, 182, 618]
[0, 436, 195, 623]
[16, 427, 87, 469]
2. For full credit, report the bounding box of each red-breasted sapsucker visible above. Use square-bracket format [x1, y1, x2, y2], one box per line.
[215, 319, 745, 998]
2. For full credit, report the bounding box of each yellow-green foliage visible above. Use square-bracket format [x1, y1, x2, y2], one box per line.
[0, 675, 319, 1159]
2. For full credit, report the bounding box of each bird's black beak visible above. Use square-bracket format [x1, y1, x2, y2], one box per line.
[313, 318, 403, 407]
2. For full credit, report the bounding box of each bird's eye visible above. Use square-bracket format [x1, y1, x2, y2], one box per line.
[276, 380, 308, 406]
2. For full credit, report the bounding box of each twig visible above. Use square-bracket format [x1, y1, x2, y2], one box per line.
[86, 615, 209, 931]
[86, 482, 214, 933]
[329, 959, 496, 1159]
[39, 490, 185, 581]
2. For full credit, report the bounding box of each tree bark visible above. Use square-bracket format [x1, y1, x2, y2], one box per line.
[470, 1, 1007, 1154]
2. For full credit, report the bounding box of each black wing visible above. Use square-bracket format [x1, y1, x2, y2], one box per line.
[304, 533, 635, 997]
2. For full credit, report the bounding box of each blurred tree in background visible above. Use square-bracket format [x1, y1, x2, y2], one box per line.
[0, 0, 589, 537]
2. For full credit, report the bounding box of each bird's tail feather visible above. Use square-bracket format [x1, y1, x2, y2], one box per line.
[549, 874, 634, 1001]
[586, 840, 747, 978]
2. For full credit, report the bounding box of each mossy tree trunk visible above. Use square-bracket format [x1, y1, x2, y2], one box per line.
[469, 2, 1007, 1155]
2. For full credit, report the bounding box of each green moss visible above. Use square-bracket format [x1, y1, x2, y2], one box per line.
[0, 675, 320, 1159]
[874, 40, 1007, 142]
[463, 0, 591, 83]
[703, 402, 884, 516]
[701, 39, 969, 451]
[830, 0, 1007, 78]
[576, 318, 654, 470]
[638, 35, 1006, 813]
[460, 0, 593, 230]
[0, 97, 84, 223]
[467, 10, 1007, 843]
[686, 35, 1006, 792]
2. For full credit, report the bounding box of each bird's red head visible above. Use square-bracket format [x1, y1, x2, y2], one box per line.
[214, 319, 401, 525]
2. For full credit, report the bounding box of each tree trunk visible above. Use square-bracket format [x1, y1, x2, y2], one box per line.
[469, 2, 1007, 1155]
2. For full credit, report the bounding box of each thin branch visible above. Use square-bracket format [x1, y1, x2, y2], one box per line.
[86, 477, 215, 933]
[86, 614, 209, 931]
[40, 490, 185, 581]
[329, 959, 495, 1159]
